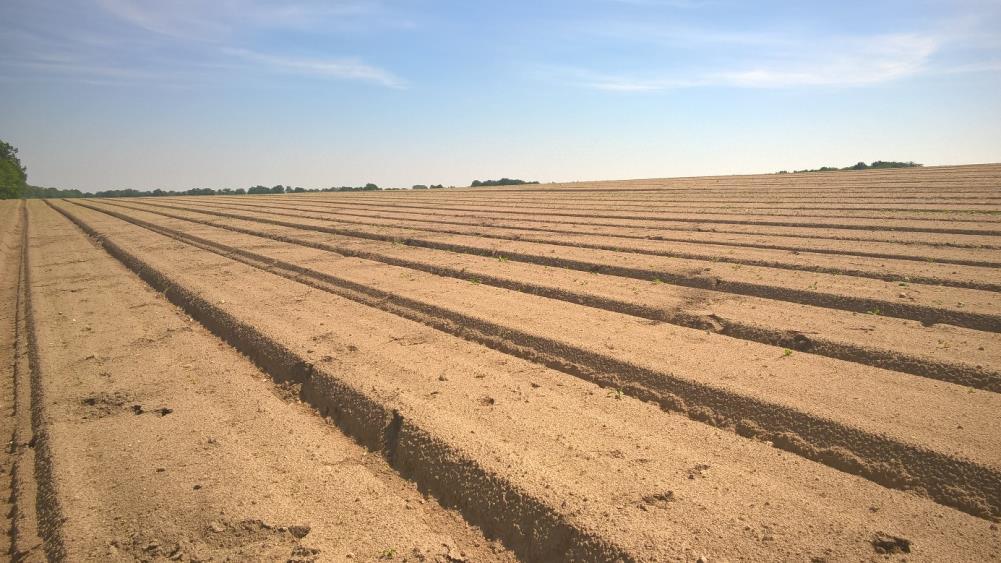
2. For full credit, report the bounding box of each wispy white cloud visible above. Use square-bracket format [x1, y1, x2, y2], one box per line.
[95, 0, 228, 39]
[544, 1, 1001, 93]
[546, 32, 963, 91]
[223, 47, 405, 88]
[0, 0, 409, 87]
[95, 0, 399, 40]
[715, 33, 940, 87]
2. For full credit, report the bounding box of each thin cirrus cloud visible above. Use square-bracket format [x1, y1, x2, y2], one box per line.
[95, 0, 386, 39]
[548, 32, 946, 91]
[0, 0, 409, 88]
[223, 47, 406, 88]
[544, 2, 1001, 93]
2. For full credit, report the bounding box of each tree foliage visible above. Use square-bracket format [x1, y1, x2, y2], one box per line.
[470, 178, 539, 187]
[0, 140, 28, 199]
[789, 161, 922, 173]
[18, 182, 382, 199]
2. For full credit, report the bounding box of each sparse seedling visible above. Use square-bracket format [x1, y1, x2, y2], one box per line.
[783, 349, 793, 357]
[607, 388, 624, 400]
[866, 307, 882, 316]
[380, 548, 397, 559]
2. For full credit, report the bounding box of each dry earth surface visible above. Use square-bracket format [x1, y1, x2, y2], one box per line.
[2, 163, 1000, 562]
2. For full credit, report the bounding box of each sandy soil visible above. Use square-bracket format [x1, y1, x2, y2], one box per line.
[3, 163, 1001, 561]
[159, 197, 1001, 266]
[4, 200, 515, 562]
[156, 197, 1001, 247]
[139, 197, 1001, 290]
[85, 199, 1001, 389]
[52, 201, 1001, 512]
[96, 198, 1001, 331]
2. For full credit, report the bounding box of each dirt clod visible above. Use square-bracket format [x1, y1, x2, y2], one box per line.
[687, 463, 711, 479]
[641, 491, 676, 509]
[872, 533, 911, 554]
[79, 391, 132, 419]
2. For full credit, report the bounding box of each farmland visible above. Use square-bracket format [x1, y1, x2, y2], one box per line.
[2, 164, 1000, 561]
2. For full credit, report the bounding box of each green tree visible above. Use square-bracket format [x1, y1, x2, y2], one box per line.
[0, 140, 28, 199]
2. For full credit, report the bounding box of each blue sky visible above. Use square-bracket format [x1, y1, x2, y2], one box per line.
[1, 0, 1000, 191]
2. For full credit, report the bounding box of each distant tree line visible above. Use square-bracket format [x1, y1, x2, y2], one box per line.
[15, 182, 382, 199]
[777, 161, 922, 174]
[470, 178, 539, 187]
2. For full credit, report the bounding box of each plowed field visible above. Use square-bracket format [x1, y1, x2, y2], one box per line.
[3, 164, 1000, 561]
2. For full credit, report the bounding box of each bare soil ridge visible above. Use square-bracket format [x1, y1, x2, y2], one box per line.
[54, 200, 1001, 522]
[91, 199, 1001, 332]
[21, 200, 517, 562]
[6, 164, 1000, 561]
[146, 198, 1001, 290]
[86, 199, 1001, 390]
[42, 198, 1001, 560]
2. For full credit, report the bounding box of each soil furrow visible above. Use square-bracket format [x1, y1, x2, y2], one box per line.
[107, 199, 1001, 332]
[197, 197, 1001, 235]
[0, 201, 42, 562]
[163, 199, 1001, 289]
[45, 200, 640, 561]
[93, 199, 1001, 391]
[184, 197, 1001, 249]
[8, 202, 68, 561]
[60, 199, 1001, 522]
[260, 195, 1001, 222]
[41, 200, 1001, 561]
[173, 198, 1001, 268]
[26, 201, 521, 562]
